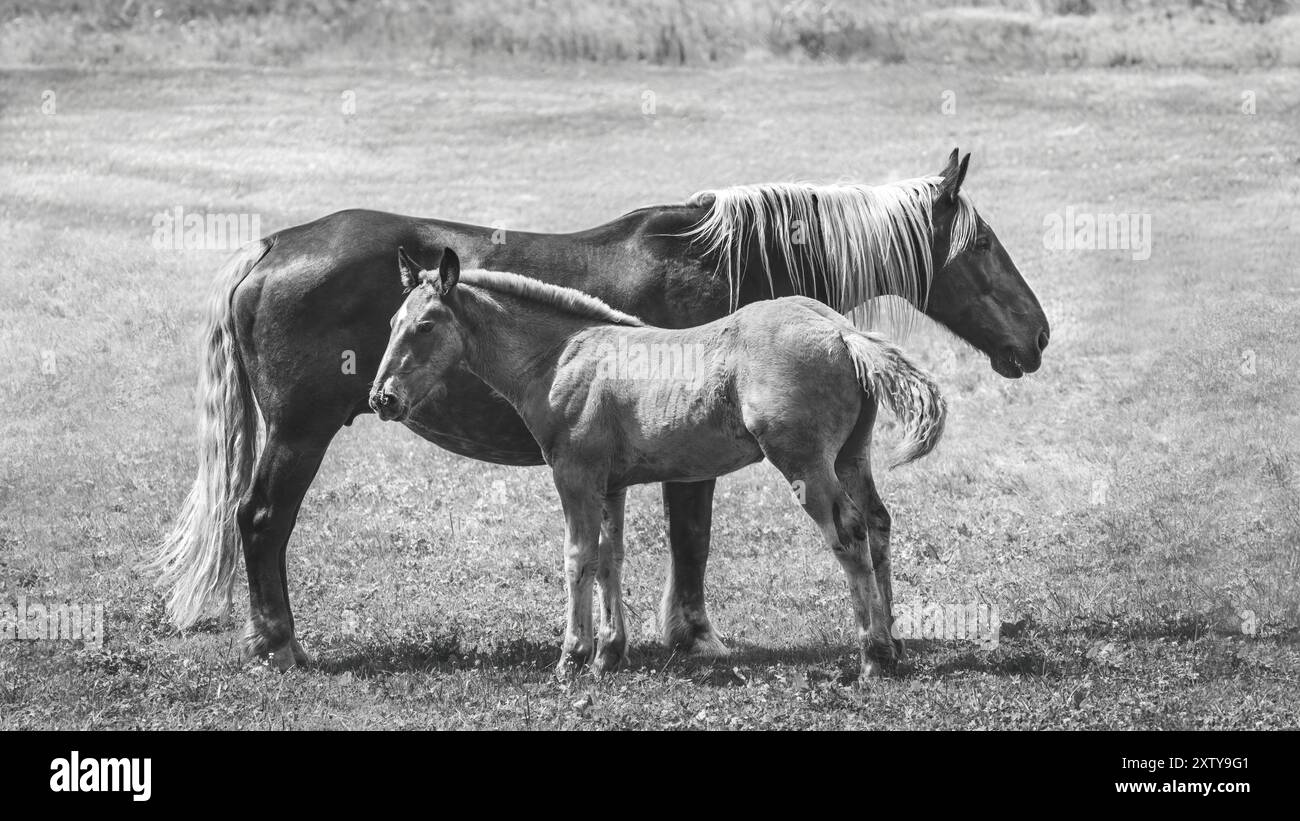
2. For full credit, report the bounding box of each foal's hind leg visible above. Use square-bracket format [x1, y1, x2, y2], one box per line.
[831, 469, 900, 677]
[594, 489, 628, 674]
[836, 405, 904, 659]
[765, 455, 897, 680]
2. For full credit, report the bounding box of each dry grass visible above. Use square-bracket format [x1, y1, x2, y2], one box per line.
[1, 0, 1297, 68]
[0, 61, 1298, 727]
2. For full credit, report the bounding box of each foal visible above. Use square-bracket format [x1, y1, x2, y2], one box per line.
[371, 248, 946, 679]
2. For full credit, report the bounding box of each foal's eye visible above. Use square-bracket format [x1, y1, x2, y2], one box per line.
[974, 235, 991, 252]
[415, 321, 435, 334]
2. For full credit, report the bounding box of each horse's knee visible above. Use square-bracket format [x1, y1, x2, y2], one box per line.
[236, 486, 280, 546]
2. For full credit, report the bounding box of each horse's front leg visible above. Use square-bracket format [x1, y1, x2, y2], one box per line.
[555, 475, 604, 677]
[594, 489, 628, 673]
[661, 480, 728, 656]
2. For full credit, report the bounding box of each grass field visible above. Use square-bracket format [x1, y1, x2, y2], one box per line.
[1, 60, 1298, 728]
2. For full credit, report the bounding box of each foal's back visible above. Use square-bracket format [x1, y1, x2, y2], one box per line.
[536, 297, 868, 488]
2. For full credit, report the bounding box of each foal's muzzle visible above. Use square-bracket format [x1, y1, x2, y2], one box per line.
[369, 387, 406, 422]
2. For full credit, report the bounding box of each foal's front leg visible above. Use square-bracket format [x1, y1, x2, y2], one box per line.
[594, 489, 628, 674]
[555, 479, 604, 677]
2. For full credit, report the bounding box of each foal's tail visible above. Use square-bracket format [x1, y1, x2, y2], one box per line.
[146, 239, 273, 630]
[840, 330, 946, 468]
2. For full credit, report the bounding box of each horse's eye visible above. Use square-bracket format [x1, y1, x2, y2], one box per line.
[415, 321, 435, 335]
[974, 235, 991, 252]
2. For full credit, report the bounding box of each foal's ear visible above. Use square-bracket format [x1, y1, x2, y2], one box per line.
[437, 247, 461, 295]
[939, 151, 970, 204]
[397, 246, 423, 290]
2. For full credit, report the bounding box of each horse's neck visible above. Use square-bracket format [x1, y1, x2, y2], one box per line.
[452, 287, 582, 409]
[740, 229, 921, 318]
[730, 235, 823, 308]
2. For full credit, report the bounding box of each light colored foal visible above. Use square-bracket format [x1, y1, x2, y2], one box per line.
[372, 248, 946, 679]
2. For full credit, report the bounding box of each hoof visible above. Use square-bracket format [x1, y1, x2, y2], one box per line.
[662, 616, 730, 657]
[686, 631, 730, 658]
[267, 644, 300, 672]
[556, 644, 593, 679]
[593, 645, 627, 676]
[249, 640, 310, 672]
[242, 623, 310, 671]
[861, 643, 899, 680]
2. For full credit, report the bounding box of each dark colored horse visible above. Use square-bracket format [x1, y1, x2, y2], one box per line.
[151, 149, 1049, 670]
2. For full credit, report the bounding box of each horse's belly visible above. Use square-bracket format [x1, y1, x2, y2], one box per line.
[402, 367, 545, 467]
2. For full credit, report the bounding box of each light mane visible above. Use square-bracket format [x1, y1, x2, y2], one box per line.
[455, 269, 645, 327]
[684, 176, 978, 336]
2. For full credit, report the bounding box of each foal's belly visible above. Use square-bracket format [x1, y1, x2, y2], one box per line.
[614, 434, 763, 487]
[605, 395, 763, 488]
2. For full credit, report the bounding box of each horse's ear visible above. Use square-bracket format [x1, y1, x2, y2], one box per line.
[940, 147, 960, 178]
[437, 247, 461, 295]
[397, 246, 422, 290]
[940, 151, 970, 204]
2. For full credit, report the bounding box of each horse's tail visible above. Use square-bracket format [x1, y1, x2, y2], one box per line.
[146, 239, 273, 630]
[840, 330, 946, 468]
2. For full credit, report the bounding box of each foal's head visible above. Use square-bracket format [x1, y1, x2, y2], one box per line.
[369, 247, 464, 422]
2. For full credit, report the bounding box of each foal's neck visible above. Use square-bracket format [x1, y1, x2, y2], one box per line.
[449, 286, 589, 409]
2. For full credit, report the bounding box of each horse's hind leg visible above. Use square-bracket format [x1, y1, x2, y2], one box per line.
[237, 425, 335, 670]
[594, 489, 628, 673]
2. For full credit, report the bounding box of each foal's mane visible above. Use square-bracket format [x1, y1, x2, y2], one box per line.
[684, 176, 978, 334]
[458, 269, 645, 328]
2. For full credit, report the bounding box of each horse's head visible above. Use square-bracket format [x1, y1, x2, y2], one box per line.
[370, 247, 465, 422]
[926, 149, 1050, 378]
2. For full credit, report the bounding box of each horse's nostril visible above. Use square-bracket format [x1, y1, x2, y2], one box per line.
[1038, 329, 1050, 351]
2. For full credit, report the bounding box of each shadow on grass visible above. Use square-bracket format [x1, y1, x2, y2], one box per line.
[310, 631, 1068, 685]
[314, 632, 857, 679]
[309, 609, 1299, 678]
[315, 633, 556, 677]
